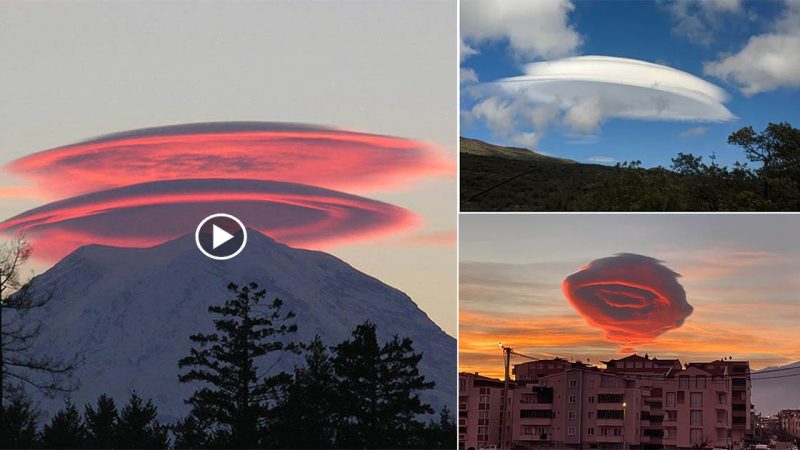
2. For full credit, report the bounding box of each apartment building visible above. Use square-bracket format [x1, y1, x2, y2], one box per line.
[460, 354, 753, 450]
[777, 410, 800, 438]
[460, 372, 507, 450]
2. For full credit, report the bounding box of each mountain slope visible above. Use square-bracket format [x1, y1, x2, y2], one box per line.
[460, 137, 576, 163]
[752, 361, 800, 414]
[19, 230, 455, 422]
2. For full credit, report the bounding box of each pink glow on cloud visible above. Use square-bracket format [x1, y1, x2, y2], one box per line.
[562, 253, 694, 351]
[4, 122, 453, 199]
[0, 179, 419, 262]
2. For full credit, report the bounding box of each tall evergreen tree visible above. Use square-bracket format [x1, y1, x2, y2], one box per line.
[270, 336, 337, 449]
[178, 282, 300, 449]
[333, 322, 436, 449]
[84, 394, 119, 449]
[41, 400, 87, 449]
[116, 393, 169, 449]
[0, 386, 39, 449]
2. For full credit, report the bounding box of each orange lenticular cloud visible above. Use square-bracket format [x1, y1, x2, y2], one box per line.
[0, 179, 418, 262]
[562, 253, 694, 351]
[5, 122, 453, 199]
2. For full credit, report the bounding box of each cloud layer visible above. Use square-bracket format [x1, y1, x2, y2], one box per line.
[0, 179, 417, 262]
[562, 253, 694, 350]
[460, 0, 581, 61]
[6, 122, 452, 198]
[466, 56, 734, 147]
[703, 0, 800, 95]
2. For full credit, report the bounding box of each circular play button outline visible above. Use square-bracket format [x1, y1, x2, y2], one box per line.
[195, 213, 248, 260]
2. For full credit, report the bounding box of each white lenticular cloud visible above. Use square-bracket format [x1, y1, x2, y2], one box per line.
[497, 56, 735, 129]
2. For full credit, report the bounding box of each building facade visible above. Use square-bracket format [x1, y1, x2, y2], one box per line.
[460, 354, 753, 450]
[777, 410, 800, 439]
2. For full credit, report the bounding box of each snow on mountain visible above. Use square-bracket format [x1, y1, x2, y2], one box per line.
[752, 361, 800, 415]
[20, 229, 455, 422]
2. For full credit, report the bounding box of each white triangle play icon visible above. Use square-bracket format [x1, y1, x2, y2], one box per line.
[212, 224, 234, 249]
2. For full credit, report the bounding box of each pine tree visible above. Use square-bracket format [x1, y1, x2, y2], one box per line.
[84, 394, 119, 449]
[332, 322, 384, 448]
[332, 322, 435, 449]
[178, 282, 300, 449]
[173, 411, 215, 450]
[270, 336, 337, 449]
[41, 400, 86, 449]
[0, 386, 39, 449]
[116, 393, 169, 449]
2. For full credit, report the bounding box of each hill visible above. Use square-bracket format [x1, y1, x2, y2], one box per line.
[14, 230, 455, 422]
[752, 361, 800, 414]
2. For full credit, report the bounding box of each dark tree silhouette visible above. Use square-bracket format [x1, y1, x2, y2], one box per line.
[270, 336, 338, 449]
[333, 322, 435, 449]
[84, 394, 119, 449]
[115, 393, 169, 449]
[178, 282, 300, 449]
[0, 385, 39, 449]
[41, 400, 86, 449]
[1, 236, 79, 401]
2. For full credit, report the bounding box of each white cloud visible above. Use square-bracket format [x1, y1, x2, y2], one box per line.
[460, 67, 478, 85]
[703, 0, 800, 95]
[510, 132, 539, 149]
[587, 156, 616, 164]
[679, 126, 709, 138]
[460, 39, 478, 62]
[460, 0, 582, 60]
[659, 0, 744, 46]
[466, 56, 734, 149]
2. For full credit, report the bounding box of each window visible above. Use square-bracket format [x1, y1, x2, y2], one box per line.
[666, 392, 676, 407]
[717, 392, 727, 404]
[666, 410, 677, 422]
[588, 427, 594, 436]
[664, 428, 676, 439]
[521, 394, 536, 404]
[677, 391, 685, 404]
[690, 428, 704, 445]
[597, 410, 625, 420]
[679, 376, 689, 389]
[479, 388, 490, 395]
[568, 395, 577, 404]
[600, 427, 611, 436]
[690, 392, 703, 407]
[568, 426, 576, 436]
[613, 427, 622, 436]
[520, 409, 554, 418]
[597, 393, 625, 403]
[717, 410, 727, 424]
[459, 378, 467, 392]
[588, 395, 595, 403]
[568, 410, 576, 419]
[690, 410, 703, 426]
[568, 379, 577, 388]
[696, 376, 706, 389]
[477, 426, 488, 434]
[479, 395, 489, 403]
[479, 411, 488, 419]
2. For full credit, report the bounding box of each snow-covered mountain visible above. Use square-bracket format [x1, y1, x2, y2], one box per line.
[20, 230, 455, 422]
[752, 361, 800, 415]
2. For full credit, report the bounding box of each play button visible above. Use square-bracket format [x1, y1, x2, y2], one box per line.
[195, 213, 247, 260]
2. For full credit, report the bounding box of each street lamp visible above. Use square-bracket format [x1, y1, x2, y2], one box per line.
[622, 402, 628, 450]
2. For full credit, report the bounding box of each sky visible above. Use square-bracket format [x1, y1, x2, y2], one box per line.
[460, 213, 800, 380]
[0, 0, 457, 336]
[460, 0, 800, 168]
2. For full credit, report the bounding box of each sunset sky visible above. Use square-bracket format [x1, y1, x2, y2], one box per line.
[460, 214, 800, 378]
[0, 0, 457, 336]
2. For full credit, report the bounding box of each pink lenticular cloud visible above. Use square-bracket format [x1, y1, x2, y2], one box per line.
[5, 122, 453, 199]
[0, 179, 419, 262]
[562, 253, 694, 351]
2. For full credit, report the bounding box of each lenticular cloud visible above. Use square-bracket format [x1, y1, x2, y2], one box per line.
[0, 122, 447, 261]
[7, 122, 452, 198]
[496, 56, 735, 126]
[562, 253, 694, 350]
[0, 179, 417, 262]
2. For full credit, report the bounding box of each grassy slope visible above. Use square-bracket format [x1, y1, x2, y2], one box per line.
[460, 137, 680, 211]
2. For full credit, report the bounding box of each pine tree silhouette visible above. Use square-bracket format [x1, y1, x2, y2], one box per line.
[0, 386, 39, 449]
[270, 336, 337, 449]
[332, 321, 435, 449]
[84, 394, 119, 449]
[178, 282, 300, 449]
[41, 400, 86, 449]
[115, 393, 169, 449]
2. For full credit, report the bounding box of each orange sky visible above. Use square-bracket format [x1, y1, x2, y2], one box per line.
[459, 214, 800, 380]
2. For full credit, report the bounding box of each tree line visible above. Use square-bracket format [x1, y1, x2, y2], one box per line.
[576, 122, 800, 211]
[2, 242, 454, 449]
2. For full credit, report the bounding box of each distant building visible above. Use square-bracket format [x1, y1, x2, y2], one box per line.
[459, 353, 754, 450]
[777, 409, 800, 438]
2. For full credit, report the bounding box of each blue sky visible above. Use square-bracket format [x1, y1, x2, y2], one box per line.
[461, 0, 800, 168]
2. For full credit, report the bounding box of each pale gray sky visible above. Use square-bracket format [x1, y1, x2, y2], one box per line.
[0, 0, 457, 335]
